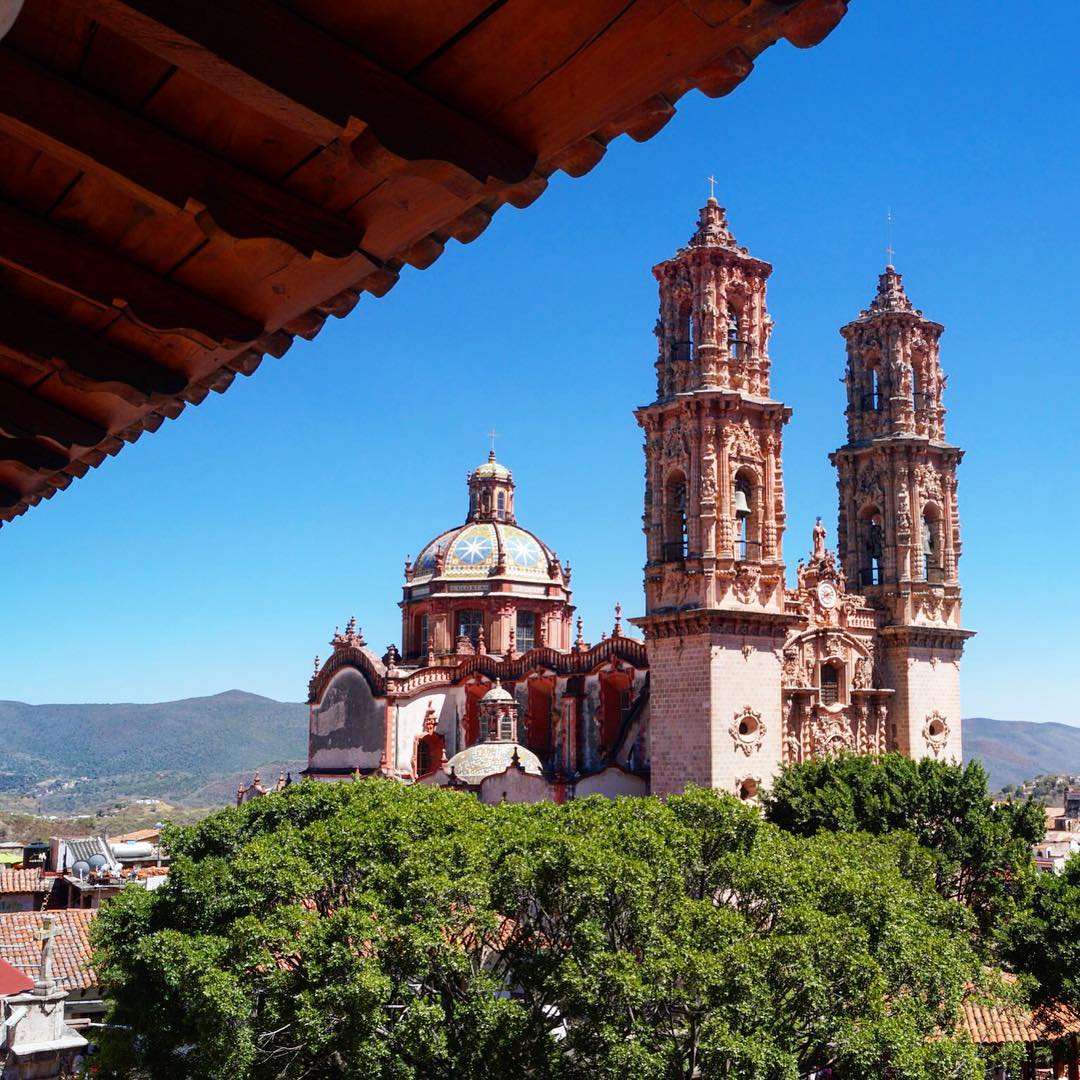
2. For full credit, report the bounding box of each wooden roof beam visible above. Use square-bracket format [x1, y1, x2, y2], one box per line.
[79, 0, 536, 197]
[0, 46, 366, 261]
[0, 199, 263, 346]
[0, 292, 188, 405]
[0, 376, 107, 448]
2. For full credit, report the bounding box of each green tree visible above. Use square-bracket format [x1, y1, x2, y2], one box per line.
[1003, 854, 1080, 1011]
[93, 780, 983, 1079]
[762, 753, 1045, 936]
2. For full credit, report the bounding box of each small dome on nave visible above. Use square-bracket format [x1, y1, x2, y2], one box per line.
[446, 741, 543, 787]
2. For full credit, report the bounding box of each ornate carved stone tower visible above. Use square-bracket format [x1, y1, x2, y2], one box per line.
[633, 199, 792, 798]
[830, 265, 971, 761]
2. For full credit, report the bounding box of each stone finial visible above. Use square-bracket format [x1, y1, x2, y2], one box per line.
[477, 624, 487, 656]
[312, 655, 320, 677]
[688, 199, 738, 250]
[612, 601, 623, 638]
[867, 264, 915, 315]
[563, 559, 572, 584]
[404, 554, 413, 581]
[574, 616, 585, 652]
[507, 624, 517, 659]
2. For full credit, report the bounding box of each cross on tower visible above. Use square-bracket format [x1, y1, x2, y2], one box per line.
[34, 915, 62, 993]
[706, 174, 718, 200]
[487, 428, 499, 454]
[885, 208, 894, 266]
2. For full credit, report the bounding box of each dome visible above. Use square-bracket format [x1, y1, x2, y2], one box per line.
[480, 679, 514, 703]
[411, 521, 555, 585]
[471, 450, 512, 480]
[446, 742, 543, 786]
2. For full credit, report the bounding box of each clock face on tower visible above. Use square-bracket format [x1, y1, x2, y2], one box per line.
[816, 581, 838, 610]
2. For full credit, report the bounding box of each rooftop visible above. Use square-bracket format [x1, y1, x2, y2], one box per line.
[0, 909, 97, 991]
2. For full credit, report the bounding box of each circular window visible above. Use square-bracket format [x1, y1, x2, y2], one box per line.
[928, 717, 945, 738]
[739, 778, 758, 800]
[738, 715, 758, 738]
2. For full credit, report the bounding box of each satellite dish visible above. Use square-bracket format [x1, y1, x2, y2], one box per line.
[88, 854, 107, 871]
[72, 861, 90, 880]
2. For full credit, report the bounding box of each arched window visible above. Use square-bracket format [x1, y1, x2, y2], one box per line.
[859, 507, 884, 586]
[417, 613, 429, 656]
[820, 662, 840, 706]
[496, 490, 506, 519]
[499, 711, 513, 741]
[733, 470, 759, 562]
[727, 310, 741, 360]
[871, 366, 881, 410]
[416, 737, 433, 776]
[663, 471, 688, 561]
[672, 297, 693, 364]
[457, 609, 484, 646]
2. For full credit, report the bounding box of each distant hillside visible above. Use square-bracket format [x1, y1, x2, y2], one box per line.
[963, 716, 1080, 792]
[0, 690, 307, 812]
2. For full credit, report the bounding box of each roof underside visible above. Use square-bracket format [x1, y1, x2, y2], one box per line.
[0, 0, 850, 525]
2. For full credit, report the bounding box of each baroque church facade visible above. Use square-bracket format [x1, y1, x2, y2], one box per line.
[302, 198, 971, 803]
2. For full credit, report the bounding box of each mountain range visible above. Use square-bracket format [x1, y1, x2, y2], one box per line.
[0, 690, 307, 812]
[962, 716, 1080, 792]
[0, 691, 1074, 812]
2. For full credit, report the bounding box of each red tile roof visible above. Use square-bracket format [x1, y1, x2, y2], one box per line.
[0, 869, 48, 894]
[0, 910, 96, 991]
[960, 975, 1080, 1045]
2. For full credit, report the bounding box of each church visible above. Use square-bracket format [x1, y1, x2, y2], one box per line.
[302, 197, 972, 803]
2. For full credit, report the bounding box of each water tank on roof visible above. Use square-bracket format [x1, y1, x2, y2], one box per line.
[111, 841, 153, 861]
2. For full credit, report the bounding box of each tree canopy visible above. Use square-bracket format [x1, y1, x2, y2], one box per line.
[761, 753, 1045, 937]
[92, 780, 983, 1080]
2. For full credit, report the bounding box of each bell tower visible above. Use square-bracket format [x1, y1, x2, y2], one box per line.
[830, 265, 972, 761]
[632, 199, 793, 798]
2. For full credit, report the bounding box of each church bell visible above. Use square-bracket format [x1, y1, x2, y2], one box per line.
[733, 488, 751, 517]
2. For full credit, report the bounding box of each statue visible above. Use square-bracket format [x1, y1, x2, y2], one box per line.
[812, 516, 826, 560]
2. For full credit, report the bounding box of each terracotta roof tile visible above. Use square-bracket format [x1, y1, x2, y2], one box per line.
[960, 975, 1080, 1045]
[0, 869, 48, 894]
[0, 910, 96, 991]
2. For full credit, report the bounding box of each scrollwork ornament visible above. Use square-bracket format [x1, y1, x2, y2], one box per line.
[922, 711, 950, 757]
[730, 706, 766, 757]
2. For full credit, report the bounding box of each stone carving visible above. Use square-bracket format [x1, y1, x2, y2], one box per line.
[852, 656, 872, 690]
[730, 706, 765, 756]
[812, 516, 826, 559]
[422, 703, 438, 734]
[915, 464, 943, 503]
[781, 645, 806, 688]
[732, 562, 761, 604]
[728, 419, 763, 461]
[664, 429, 687, 460]
[811, 710, 855, 756]
[741, 641, 754, 662]
[922, 711, 950, 757]
[700, 441, 717, 500]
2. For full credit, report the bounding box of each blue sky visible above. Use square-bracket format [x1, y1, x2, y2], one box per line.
[1, 2, 1077, 724]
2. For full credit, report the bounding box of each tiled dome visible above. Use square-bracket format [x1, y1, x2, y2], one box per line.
[411, 521, 554, 584]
